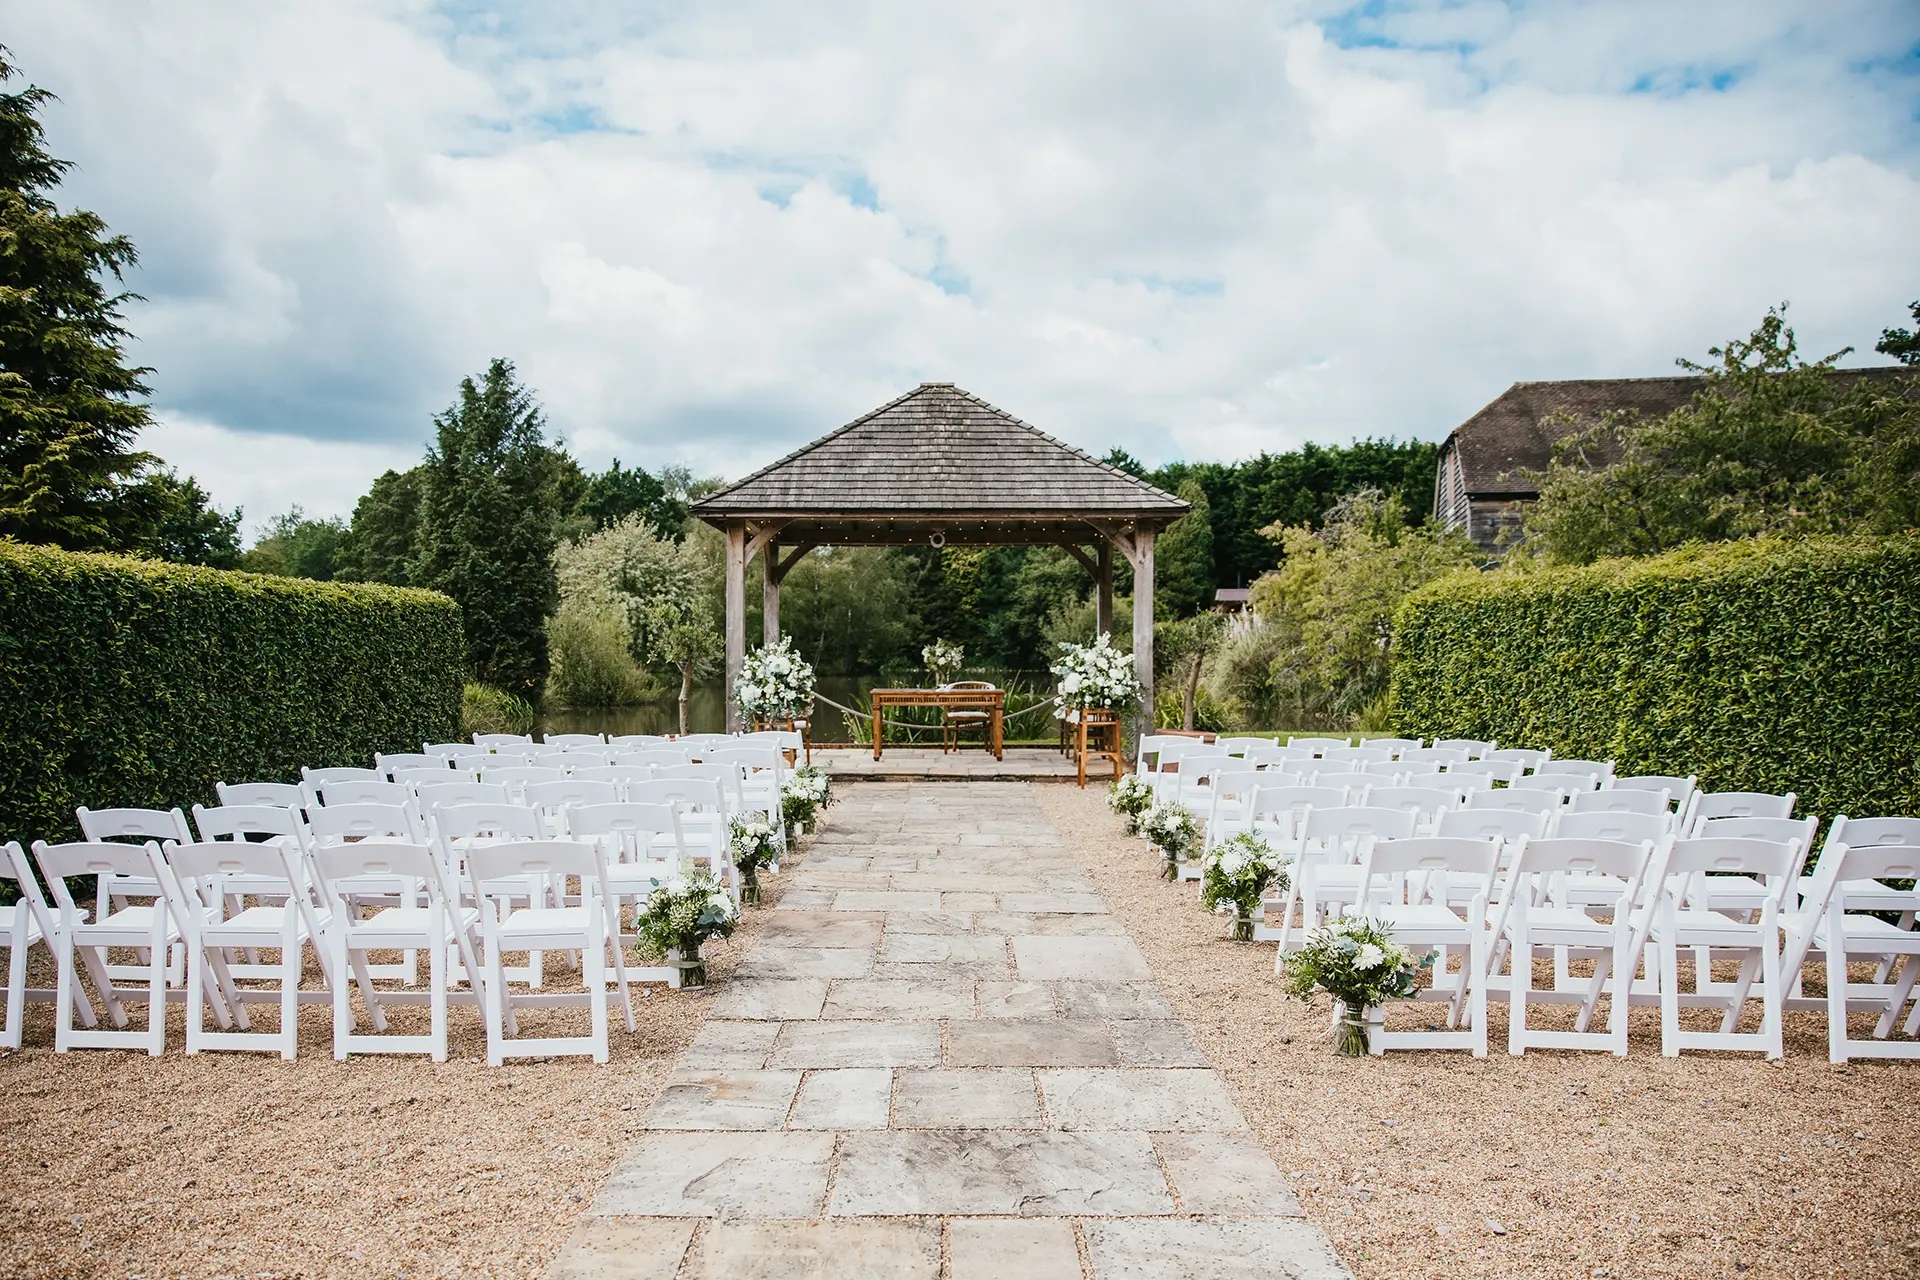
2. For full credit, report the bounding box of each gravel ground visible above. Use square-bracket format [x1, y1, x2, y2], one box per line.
[1032, 785, 1920, 1280]
[0, 855, 812, 1280]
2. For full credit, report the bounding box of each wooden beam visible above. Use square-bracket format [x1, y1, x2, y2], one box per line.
[745, 522, 785, 563]
[1097, 541, 1113, 638]
[1131, 528, 1156, 750]
[762, 541, 781, 647]
[1058, 543, 1098, 578]
[724, 522, 746, 732]
[770, 542, 815, 585]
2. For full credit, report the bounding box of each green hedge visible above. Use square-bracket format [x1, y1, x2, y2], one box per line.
[1391, 536, 1920, 819]
[0, 543, 463, 844]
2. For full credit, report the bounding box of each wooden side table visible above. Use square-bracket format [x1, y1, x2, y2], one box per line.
[1074, 706, 1124, 788]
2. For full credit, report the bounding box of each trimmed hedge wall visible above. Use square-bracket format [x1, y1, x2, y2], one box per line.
[0, 543, 463, 844]
[1391, 536, 1920, 820]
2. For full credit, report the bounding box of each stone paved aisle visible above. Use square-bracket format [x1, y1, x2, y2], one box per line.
[551, 782, 1352, 1280]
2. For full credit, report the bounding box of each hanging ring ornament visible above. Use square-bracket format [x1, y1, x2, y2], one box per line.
[928, 530, 946, 548]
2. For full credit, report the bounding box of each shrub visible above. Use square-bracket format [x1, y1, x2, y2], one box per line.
[544, 597, 650, 708]
[1391, 535, 1920, 818]
[0, 543, 463, 843]
[461, 682, 535, 738]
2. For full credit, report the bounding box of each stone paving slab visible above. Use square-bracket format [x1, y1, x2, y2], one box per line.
[563, 782, 1351, 1280]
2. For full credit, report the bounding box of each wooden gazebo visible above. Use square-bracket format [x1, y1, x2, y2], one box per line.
[692, 382, 1190, 736]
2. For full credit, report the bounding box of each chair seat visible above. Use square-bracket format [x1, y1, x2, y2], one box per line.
[1505, 906, 1622, 939]
[1796, 876, 1920, 911]
[1652, 909, 1767, 944]
[945, 711, 990, 722]
[1371, 904, 1473, 932]
[500, 906, 593, 936]
[1804, 913, 1920, 951]
[80, 904, 170, 938]
[204, 905, 312, 945]
[349, 906, 479, 938]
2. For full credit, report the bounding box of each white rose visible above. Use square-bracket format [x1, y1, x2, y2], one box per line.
[1355, 943, 1385, 970]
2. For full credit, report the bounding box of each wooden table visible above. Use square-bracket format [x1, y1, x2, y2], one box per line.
[869, 687, 1004, 761]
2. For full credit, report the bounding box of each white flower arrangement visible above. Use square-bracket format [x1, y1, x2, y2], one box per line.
[1200, 832, 1289, 940]
[1278, 916, 1432, 1057]
[1052, 633, 1140, 715]
[633, 866, 737, 984]
[1106, 773, 1154, 834]
[781, 765, 833, 832]
[734, 636, 817, 722]
[1140, 800, 1199, 881]
[923, 638, 964, 685]
[728, 812, 779, 905]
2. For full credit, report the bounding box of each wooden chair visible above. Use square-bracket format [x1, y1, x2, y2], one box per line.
[941, 682, 997, 754]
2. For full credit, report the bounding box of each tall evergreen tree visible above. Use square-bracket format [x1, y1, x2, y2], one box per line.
[0, 49, 156, 548]
[335, 465, 423, 584]
[414, 359, 563, 694]
[1154, 479, 1215, 617]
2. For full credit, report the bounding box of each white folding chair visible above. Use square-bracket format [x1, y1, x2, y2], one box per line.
[1243, 784, 1347, 851]
[1569, 788, 1670, 817]
[424, 741, 470, 758]
[1465, 785, 1564, 815]
[1441, 760, 1519, 787]
[1437, 808, 1550, 845]
[1367, 737, 1423, 759]
[215, 781, 305, 811]
[1491, 835, 1656, 1056]
[1484, 747, 1550, 773]
[468, 839, 629, 1065]
[628, 779, 731, 880]
[306, 778, 412, 810]
[1286, 736, 1352, 756]
[74, 806, 194, 973]
[1217, 736, 1274, 758]
[614, 749, 687, 771]
[1537, 758, 1615, 784]
[376, 753, 447, 779]
[1, 842, 97, 1046]
[1398, 747, 1470, 769]
[1648, 836, 1800, 1059]
[33, 840, 192, 1055]
[301, 803, 429, 983]
[1322, 747, 1391, 766]
[1431, 738, 1496, 758]
[1200, 770, 1265, 853]
[1612, 773, 1697, 814]
[414, 781, 511, 814]
[1687, 790, 1796, 835]
[1352, 835, 1501, 1056]
[525, 779, 622, 832]
[656, 763, 744, 815]
[1147, 737, 1194, 801]
[1269, 806, 1418, 953]
[1783, 842, 1920, 1060]
[609, 734, 670, 750]
[1359, 786, 1467, 836]
[473, 733, 534, 749]
[1307, 770, 1373, 792]
[430, 803, 550, 986]
[1173, 745, 1232, 815]
[565, 802, 693, 980]
[480, 765, 568, 800]
[396, 767, 481, 787]
[301, 766, 383, 787]
[1794, 817, 1920, 940]
[542, 733, 607, 750]
[309, 840, 482, 1061]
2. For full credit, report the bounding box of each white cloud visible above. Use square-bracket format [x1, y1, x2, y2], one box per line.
[3, 0, 1915, 522]
[144, 415, 419, 530]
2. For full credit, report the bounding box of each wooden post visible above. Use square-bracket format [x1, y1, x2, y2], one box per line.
[724, 522, 746, 733]
[1131, 529, 1156, 749]
[1096, 541, 1114, 638]
[762, 541, 781, 647]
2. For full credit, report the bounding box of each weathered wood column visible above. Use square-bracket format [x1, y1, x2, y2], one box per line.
[762, 540, 781, 646]
[1131, 529, 1155, 747]
[724, 521, 747, 732]
[1096, 541, 1114, 638]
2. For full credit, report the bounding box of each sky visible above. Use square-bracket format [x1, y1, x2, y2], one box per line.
[6, 1, 1919, 530]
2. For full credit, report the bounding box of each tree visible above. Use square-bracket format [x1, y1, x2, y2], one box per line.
[1877, 299, 1920, 366]
[1525, 306, 1920, 564]
[242, 506, 348, 580]
[574, 458, 691, 536]
[334, 466, 423, 585]
[123, 468, 241, 568]
[414, 359, 565, 694]
[1154, 479, 1215, 617]
[1156, 611, 1228, 730]
[0, 50, 155, 549]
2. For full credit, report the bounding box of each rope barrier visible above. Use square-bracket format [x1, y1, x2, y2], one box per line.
[809, 690, 1066, 732]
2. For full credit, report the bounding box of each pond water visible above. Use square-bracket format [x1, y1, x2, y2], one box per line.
[540, 674, 1061, 744]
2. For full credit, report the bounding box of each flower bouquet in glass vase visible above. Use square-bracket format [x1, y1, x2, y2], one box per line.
[922, 638, 964, 686]
[781, 765, 833, 836]
[1200, 832, 1289, 941]
[1278, 916, 1432, 1057]
[1106, 772, 1154, 835]
[734, 636, 818, 726]
[1140, 800, 1198, 882]
[1051, 633, 1140, 717]
[633, 867, 737, 987]
[728, 813, 779, 907]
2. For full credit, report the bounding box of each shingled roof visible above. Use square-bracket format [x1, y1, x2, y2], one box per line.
[693, 382, 1189, 522]
[1446, 367, 1917, 497]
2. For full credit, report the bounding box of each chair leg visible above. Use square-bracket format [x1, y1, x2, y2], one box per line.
[3, 937, 27, 1050]
[279, 934, 300, 1061]
[1507, 929, 1528, 1057]
[332, 933, 352, 1062]
[53, 937, 76, 1053]
[1761, 934, 1782, 1061]
[1658, 936, 1683, 1057]
[1875, 953, 1920, 1039]
[1828, 945, 1851, 1064]
[429, 935, 448, 1064]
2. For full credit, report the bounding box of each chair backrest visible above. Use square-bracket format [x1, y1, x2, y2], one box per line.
[1137, 734, 1174, 771]
[424, 742, 471, 758]
[1697, 814, 1818, 855]
[711, 745, 784, 776]
[76, 806, 193, 844]
[466, 839, 603, 893]
[1464, 786, 1564, 815]
[216, 781, 305, 810]
[473, 733, 534, 747]
[1569, 788, 1670, 816]
[1660, 837, 1803, 910]
[567, 766, 651, 790]
[1536, 758, 1616, 781]
[1299, 805, 1420, 847]
[615, 750, 687, 769]
[565, 802, 687, 865]
[1355, 760, 1405, 777]
[1209, 770, 1264, 804]
[1436, 807, 1550, 843]
[301, 766, 383, 785]
[1322, 747, 1391, 765]
[1484, 747, 1550, 770]
[376, 753, 445, 777]
[165, 838, 298, 889]
[1815, 843, 1920, 911]
[629, 778, 727, 814]
[1507, 835, 1655, 884]
[1824, 816, 1920, 859]
[192, 803, 299, 842]
[524, 778, 621, 814]
[479, 766, 569, 792]
[1441, 760, 1519, 784]
[609, 734, 670, 749]
[309, 779, 412, 809]
[1307, 771, 1373, 791]
[543, 733, 606, 749]
[304, 802, 422, 844]
[1286, 736, 1352, 755]
[1431, 738, 1495, 758]
[2, 841, 59, 930]
[394, 767, 479, 786]
[531, 751, 582, 771]
[413, 781, 512, 810]
[1691, 791, 1796, 827]
[1399, 747, 1469, 767]
[1366, 737, 1423, 758]
[1176, 746, 1232, 785]
[1612, 774, 1697, 806]
[656, 763, 742, 807]
[1217, 736, 1273, 756]
[33, 840, 164, 906]
[1505, 775, 1580, 797]
[1361, 786, 1466, 822]
[1359, 834, 1500, 885]
[428, 802, 543, 842]
[307, 840, 448, 906]
[1551, 810, 1669, 844]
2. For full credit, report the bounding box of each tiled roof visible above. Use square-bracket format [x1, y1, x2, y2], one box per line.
[1445, 368, 1917, 497]
[692, 383, 1189, 519]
